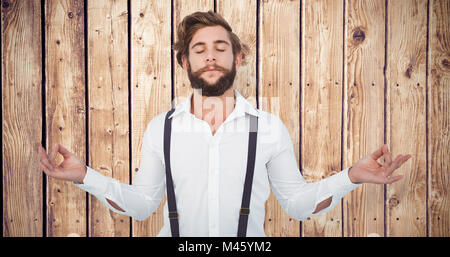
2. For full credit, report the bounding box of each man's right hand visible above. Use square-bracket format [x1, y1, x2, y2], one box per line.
[38, 144, 87, 184]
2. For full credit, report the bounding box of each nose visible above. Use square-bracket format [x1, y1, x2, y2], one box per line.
[205, 50, 216, 63]
[206, 57, 216, 62]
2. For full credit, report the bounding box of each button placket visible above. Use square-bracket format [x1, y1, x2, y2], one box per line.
[208, 131, 222, 236]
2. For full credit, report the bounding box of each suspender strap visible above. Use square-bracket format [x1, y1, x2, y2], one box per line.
[237, 114, 258, 237]
[164, 108, 179, 237]
[164, 109, 258, 237]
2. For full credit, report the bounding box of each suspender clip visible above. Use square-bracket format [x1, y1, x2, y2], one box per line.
[240, 208, 250, 216]
[169, 211, 178, 220]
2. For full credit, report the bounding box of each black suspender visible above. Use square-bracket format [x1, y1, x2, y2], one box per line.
[237, 114, 258, 237]
[164, 108, 179, 237]
[163, 108, 258, 237]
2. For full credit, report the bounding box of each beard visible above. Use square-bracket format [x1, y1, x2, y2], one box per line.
[187, 61, 237, 97]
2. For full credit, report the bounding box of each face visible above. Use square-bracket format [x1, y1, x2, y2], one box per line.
[182, 25, 241, 96]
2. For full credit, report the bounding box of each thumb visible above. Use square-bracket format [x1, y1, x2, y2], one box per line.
[57, 144, 72, 159]
[48, 143, 58, 166]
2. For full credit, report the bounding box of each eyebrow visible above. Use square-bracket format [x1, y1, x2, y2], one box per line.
[190, 40, 230, 49]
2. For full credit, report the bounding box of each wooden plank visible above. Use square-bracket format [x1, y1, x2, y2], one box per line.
[2, 0, 43, 237]
[131, 0, 172, 237]
[45, 0, 87, 237]
[301, 0, 344, 237]
[386, 0, 427, 237]
[343, 0, 385, 237]
[173, 0, 214, 104]
[217, 0, 257, 104]
[260, 0, 301, 237]
[428, 0, 449, 237]
[87, 0, 129, 237]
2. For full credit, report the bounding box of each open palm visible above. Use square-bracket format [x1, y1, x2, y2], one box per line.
[349, 144, 412, 184]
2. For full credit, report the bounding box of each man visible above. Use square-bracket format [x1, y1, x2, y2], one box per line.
[38, 11, 411, 237]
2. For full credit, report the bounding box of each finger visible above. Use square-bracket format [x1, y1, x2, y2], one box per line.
[385, 175, 404, 184]
[383, 145, 392, 167]
[385, 154, 403, 176]
[38, 146, 54, 169]
[38, 145, 48, 160]
[49, 144, 58, 167]
[40, 162, 58, 178]
[57, 144, 72, 159]
[40, 162, 50, 174]
[386, 154, 412, 176]
[370, 144, 386, 160]
[401, 154, 412, 164]
[40, 158, 54, 174]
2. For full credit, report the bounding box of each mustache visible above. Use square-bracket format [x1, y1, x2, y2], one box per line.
[192, 64, 230, 77]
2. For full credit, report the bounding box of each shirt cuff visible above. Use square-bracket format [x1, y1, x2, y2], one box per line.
[326, 166, 362, 196]
[74, 166, 110, 196]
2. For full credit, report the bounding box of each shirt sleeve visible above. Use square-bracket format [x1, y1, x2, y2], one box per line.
[74, 116, 166, 221]
[266, 116, 361, 221]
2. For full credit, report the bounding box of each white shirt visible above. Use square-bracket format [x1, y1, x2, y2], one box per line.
[76, 89, 361, 237]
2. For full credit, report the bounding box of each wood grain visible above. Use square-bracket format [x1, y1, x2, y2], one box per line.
[386, 0, 427, 237]
[2, 0, 43, 237]
[45, 0, 87, 237]
[428, 0, 449, 237]
[343, 0, 385, 237]
[87, 0, 129, 237]
[131, 0, 172, 237]
[260, 0, 301, 237]
[301, 0, 344, 237]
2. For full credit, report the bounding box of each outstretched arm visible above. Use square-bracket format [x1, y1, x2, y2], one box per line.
[38, 118, 166, 221]
[266, 118, 411, 219]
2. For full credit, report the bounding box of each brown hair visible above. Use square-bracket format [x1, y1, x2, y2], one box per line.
[173, 10, 248, 68]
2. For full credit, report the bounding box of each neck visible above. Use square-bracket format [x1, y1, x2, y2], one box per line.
[190, 87, 236, 125]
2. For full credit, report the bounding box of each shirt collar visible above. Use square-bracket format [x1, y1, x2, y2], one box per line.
[168, 89, 259, 119]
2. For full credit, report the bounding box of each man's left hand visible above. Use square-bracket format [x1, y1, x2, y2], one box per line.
[348, 144, 412, 184]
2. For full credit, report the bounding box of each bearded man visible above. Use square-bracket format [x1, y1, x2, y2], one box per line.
[39, 11, 411, 237]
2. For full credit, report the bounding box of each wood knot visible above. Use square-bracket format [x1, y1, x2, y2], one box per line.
[352, 27, 365, 44]
[68, 12, 74, 19]
[405, 64, 413, 78]
[2, 1, 10, 8]
[442, 59, 449, 68]
[76, 106, 85, 114]
[389, 198, 399, 208]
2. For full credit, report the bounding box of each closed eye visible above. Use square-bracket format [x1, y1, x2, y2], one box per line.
[195, 49, 224, 54]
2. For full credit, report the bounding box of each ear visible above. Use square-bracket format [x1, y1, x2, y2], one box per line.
[235, 51, 242, 69]
[181, 55, 189, 70]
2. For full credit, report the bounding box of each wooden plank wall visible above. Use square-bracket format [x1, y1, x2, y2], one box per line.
[2, 0, 448, 237]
